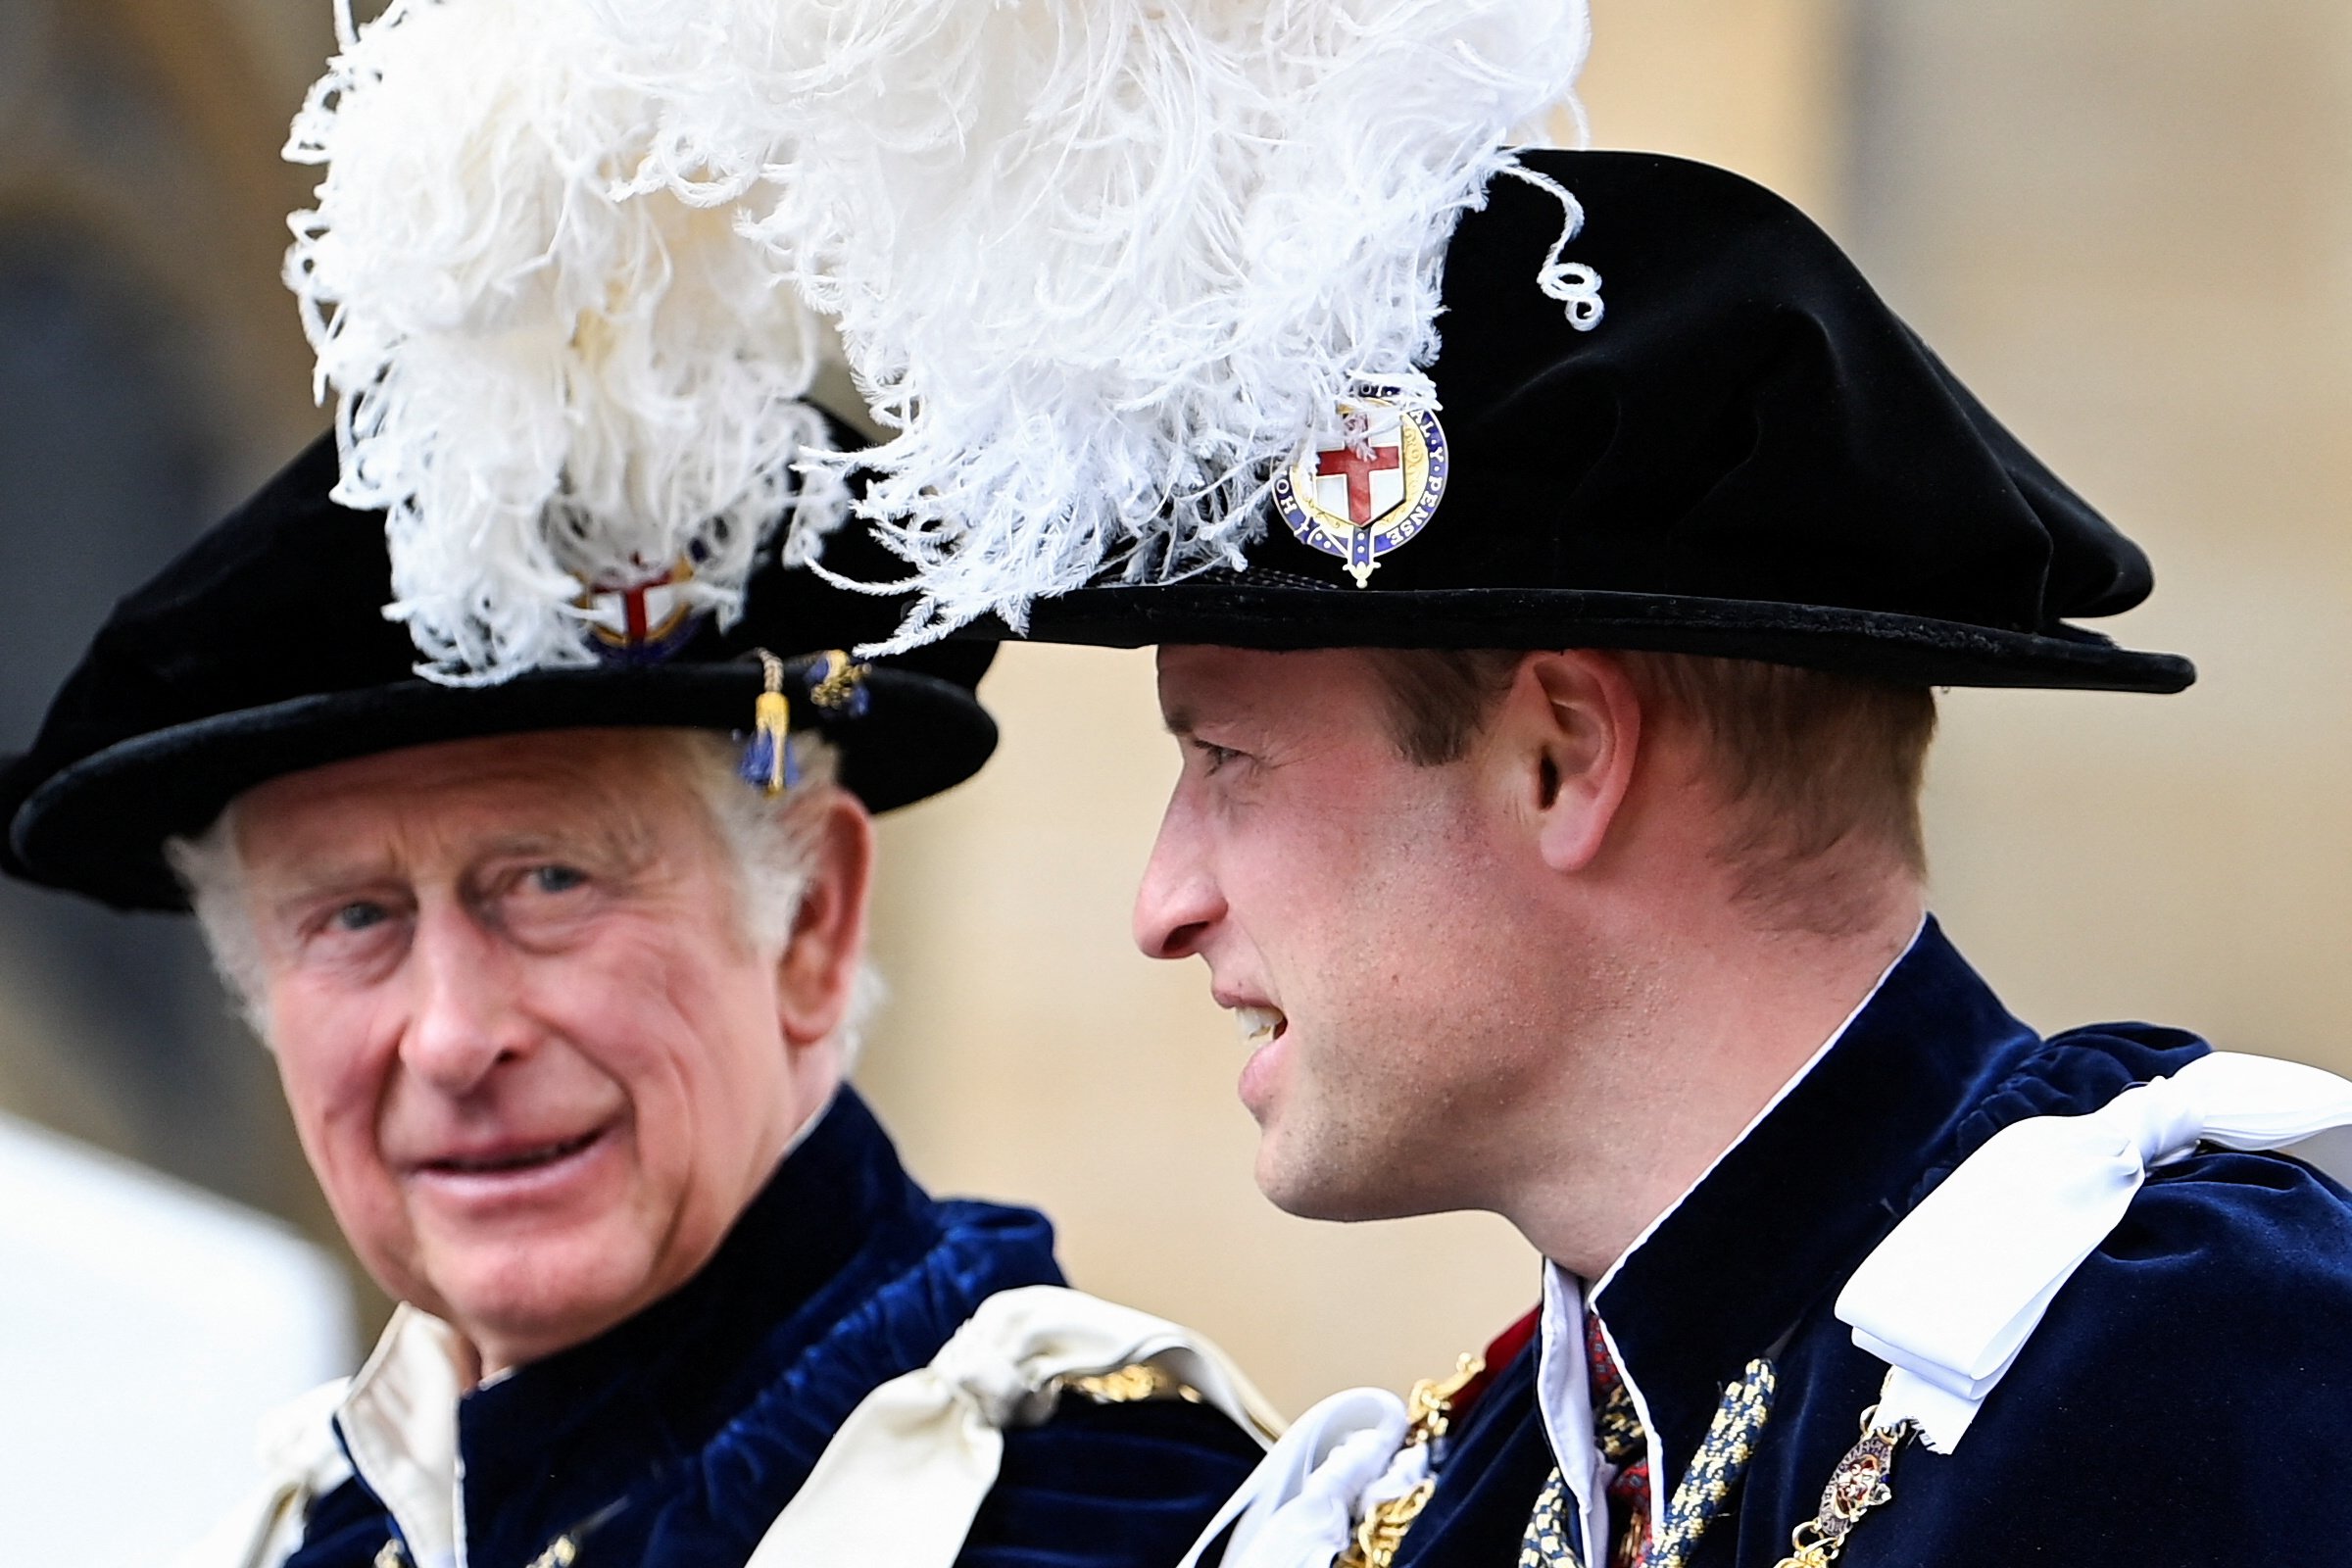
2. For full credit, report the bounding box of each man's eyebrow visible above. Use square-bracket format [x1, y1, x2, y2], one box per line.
[250, 861, 398, 932]
[477, 830, 568, 859]
[479, 818, 657, 870]
[1160, 703, 1200, 739]
[252, 849, 396, 899]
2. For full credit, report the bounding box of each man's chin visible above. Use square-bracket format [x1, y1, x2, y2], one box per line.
[1253, 1137, 1414, 1224]
[418, 1237, 660, 1368]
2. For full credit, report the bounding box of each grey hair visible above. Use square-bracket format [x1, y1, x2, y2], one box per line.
[164, 728, 881, 1064]
[170, 803, 270, 1037]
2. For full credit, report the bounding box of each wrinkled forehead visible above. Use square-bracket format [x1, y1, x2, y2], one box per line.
[227, 728, 705, 877]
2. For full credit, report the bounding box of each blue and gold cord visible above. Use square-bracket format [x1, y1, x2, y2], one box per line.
[1645, 1359, 1776, 1568]
[1517, 1358, 1778, 1568]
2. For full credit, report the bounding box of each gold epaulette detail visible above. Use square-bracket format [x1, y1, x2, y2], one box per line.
[1062, 1361, 1204, 1405]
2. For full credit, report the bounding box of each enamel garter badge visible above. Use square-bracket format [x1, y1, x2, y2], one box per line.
[1272, 390, 1449, 587]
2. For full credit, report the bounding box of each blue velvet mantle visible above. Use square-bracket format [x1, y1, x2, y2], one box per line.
[285, 1088, 1262, 1568]
[1394, 919, 2352, 1566]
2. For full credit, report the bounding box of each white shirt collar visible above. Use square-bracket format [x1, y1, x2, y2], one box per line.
[1533, 918, 1923, 1524]
[334, 1304, 471, 1568]
[1534, 1269, 1609, 1564]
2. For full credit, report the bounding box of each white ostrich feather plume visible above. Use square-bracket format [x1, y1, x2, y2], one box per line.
[284, 0, 843, 684]
[589, 0, 1592, 649]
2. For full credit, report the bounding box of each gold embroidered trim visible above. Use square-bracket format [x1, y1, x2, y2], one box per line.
[1062, 1361, 1202, 1405]
[523, 1539, 579, 1568]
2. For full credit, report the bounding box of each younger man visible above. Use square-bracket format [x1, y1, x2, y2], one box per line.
[1020, 153, 2352, 1566]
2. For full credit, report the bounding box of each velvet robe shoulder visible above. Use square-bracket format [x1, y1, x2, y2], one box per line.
[1390, 921, 2352, 1568]
[281, 1089, 1263, 1568]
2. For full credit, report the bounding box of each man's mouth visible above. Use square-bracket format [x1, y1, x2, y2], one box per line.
[421, 1127, 605, 1176]
[1233, 1005, 1288, 1050]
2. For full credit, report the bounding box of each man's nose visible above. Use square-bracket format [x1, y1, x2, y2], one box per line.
[403, 902, 530, 1093]
[1132, 792, 1223, 961]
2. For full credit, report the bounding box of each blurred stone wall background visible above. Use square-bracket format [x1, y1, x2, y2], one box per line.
[2, 0, 2347, 1420]
[0, 0, 346, 1272]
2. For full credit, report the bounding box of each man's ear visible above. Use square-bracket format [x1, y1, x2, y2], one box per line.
[1500, 651, 1643, 874]
[775, 791, 876, 1049]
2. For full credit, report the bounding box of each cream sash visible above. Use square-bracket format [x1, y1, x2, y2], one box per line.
[746, 1284, 1282, 1567]
[1837, 1051, 2352, 1451]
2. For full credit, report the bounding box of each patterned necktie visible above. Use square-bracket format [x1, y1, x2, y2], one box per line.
[1587, 1318, 1652, 1568]
[1518, 1335, 1777, 1568]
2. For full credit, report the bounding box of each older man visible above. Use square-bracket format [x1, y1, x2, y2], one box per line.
[0, 435, 1272, 1568]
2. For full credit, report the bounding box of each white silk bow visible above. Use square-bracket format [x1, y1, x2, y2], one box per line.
[746, 1284, 1281, 1568]
[1836, 1051, 2352, 1452]
[1176, 1386, 1436, 1568]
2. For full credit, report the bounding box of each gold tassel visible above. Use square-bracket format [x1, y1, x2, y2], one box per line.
[741, 649, 794, 796]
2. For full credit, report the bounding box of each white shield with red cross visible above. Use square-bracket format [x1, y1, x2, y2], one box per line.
[574, 559, 707, 662]
[1270, 391, 1450, 587]
[1307, 407, 1409, 527]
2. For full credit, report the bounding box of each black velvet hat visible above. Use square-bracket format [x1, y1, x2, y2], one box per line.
[2, 432, 998, 912]
[1012, 150, 2192, 694]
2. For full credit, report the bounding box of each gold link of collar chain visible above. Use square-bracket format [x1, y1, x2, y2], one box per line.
[1335, 1351, 1486, 1568]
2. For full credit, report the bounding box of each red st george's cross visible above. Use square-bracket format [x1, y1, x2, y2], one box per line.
[582, 563, 693, 652]
[611, 577, 665, 644]
[1316, 439, 1401, 524]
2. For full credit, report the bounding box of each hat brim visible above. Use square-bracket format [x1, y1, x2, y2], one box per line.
[8, 663, 995, 912]
[1010, 582, 2194, 693]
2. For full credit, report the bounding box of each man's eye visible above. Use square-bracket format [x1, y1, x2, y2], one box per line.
[330, 902, 389, 933]
[529, 863, 589, 895]
[1192, 740, 1244, 774]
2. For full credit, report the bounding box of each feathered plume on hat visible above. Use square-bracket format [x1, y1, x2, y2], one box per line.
[284, 0, 846, 684]
[586, 0, 1594, 650]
